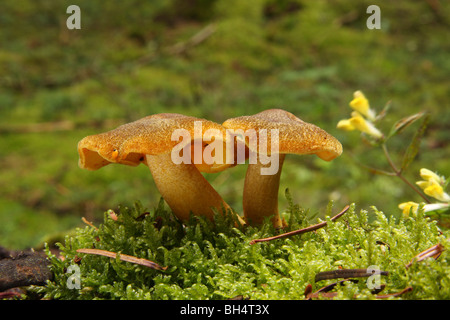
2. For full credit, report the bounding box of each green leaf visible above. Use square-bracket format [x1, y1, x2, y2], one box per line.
[388, 111, 426, 138]
[400, 113, 430, 172]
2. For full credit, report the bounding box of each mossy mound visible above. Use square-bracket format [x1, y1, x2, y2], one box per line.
[37, 196, 449, 300]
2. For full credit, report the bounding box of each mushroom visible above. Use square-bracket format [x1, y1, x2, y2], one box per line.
[222, 109, 343, 228]
[78, 113, 245, 225]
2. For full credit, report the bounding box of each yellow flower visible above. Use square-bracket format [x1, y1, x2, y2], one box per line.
[336, 119, 355, 131]
[419, 168, 445, 185]
[348, 111, 383, 138]
[398, 201, 449, 217]
[337, 113, 382, 138]
[349, 91, 376, 121]
[337, 90, 382, 139]
[398, 201, 419, 217]
[423, 183, 450, 202]
[415, 168, 449, 202]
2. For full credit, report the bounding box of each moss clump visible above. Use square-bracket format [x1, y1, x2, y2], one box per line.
[39, 199, 449, 300]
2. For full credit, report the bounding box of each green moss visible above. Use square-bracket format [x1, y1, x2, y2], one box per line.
[38, 199, 449, 300]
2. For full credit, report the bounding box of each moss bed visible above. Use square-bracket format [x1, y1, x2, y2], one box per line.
[37, 196, 449, 300]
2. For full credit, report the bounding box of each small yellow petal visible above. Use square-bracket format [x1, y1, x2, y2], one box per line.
[350, 91, 376, 120]
[337, 119, 355, 131]
[353, 91, 365, 98]
[419, 168, 444, 184]
[349, 112, 383, 138]
[424, 183, 450, 202]
[398, 201, 419, 217]
[350, 97, 369, 114]
[424, 183, 443, 197]
[416, 180, 431, 190]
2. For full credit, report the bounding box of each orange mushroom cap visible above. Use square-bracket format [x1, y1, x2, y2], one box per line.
[78, 113, 240, 173]
[222, 108, 343, 161]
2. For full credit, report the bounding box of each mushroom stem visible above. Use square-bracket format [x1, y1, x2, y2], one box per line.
[145, 153, 245, 225]
[243, 154, 285, 228]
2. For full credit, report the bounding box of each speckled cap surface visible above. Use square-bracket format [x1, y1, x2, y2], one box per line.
[78, 113, 231, 171]
[222, 109, 343, 161]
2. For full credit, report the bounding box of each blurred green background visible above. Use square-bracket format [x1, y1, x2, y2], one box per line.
[0, 0, 448, 249]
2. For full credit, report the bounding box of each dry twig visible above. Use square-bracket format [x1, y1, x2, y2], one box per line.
[405, 243, 445, 269]
[315, 268, 388, 282]
[249, 205, 350, 244]
[76, 248, 167, 271]
[81, 217, 98, 230]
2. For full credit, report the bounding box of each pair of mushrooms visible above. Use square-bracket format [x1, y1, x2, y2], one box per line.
[78, 109, 342, 228]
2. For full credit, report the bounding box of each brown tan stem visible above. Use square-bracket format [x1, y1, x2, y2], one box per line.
[146, 153, 244, 225]
[243, 154, 285, 228]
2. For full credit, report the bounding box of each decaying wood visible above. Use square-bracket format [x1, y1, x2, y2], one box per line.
[0, 250, 53, 292]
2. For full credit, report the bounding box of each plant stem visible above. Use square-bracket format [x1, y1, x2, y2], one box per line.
[382, 144, 431, 204]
